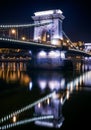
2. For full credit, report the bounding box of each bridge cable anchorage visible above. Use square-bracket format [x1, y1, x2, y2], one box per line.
[0, 22, 52, 28]
[62, 30, 77, 49]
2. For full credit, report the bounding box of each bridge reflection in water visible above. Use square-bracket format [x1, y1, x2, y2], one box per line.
[0, 62, 91, 129]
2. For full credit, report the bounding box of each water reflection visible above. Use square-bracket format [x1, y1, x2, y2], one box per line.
[32, 71, 66, 92]
[0, 62, 31, 86]
[29, 69, 91, 93]
[0, 62, 91, 129]
[1, 91, 64, 129]
[34, 94, 64, 128]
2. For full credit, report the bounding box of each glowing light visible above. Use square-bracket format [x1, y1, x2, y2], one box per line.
[85, 43, 91, 46]
[47, 98, 50, 105]
[70, 82, 73, 92]
[51, 39, 58, 46]
[13, 115, 17, 123]
[60, 79, 65, 88]
[67, 40, 69, 43]
[34, 10, 62, 16]
[48, 81, 55, 90]
[11, 29, 16, 34]
[38, 51, 47, 58]
[38, 80, 47, 90]
[60, 97, 63, 104]
[29, 50, 32, 54]
[48, 51, 55, 58]
[21, 36, 26, 41]
[55, 50, 61, 57]
[61, 52, 65, 59]
[38, 103, 41, 108]
[35, 10, 54, 16]
[66, 90, 70, 100]
[75, 78, 79, 87]
[57, 10, 63, 14]
[79, 76, 82, 85]
[29, 81, 33, 91]
[48, 80, 61, 90]
[47, 34, 50, 38]
[52, 35, 61, 39]
[34, 36, 41, 42]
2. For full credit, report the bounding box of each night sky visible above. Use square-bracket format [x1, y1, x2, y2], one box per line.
[0, 0, 91, 43]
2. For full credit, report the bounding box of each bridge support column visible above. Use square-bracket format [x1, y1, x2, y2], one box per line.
[32, 9, 65, 46]
[28, 50, 73, 70]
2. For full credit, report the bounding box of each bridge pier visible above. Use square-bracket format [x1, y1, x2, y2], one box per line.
[28, 50, 73, 70]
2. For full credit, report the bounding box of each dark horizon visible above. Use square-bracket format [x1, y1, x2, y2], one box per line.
[0, 0, 91, 43]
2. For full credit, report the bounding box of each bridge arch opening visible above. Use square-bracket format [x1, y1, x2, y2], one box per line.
[41, 29, 51, 42]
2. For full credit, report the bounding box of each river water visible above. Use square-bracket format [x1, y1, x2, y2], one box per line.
[0, 61, 91, 129]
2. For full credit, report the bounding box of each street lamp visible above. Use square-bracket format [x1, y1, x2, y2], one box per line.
[21, 36, 26, 41]
[11, 29, 16, 34]
[9, 28, 18, 39]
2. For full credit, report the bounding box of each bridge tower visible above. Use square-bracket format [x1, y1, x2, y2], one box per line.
[32, 9, 65, 46]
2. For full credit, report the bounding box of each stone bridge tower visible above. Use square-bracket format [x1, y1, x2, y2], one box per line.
[32, 9, 65, 46]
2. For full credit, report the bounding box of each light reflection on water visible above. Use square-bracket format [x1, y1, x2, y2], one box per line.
[0, 62, 31, 86]
[0, 62, 91, 129]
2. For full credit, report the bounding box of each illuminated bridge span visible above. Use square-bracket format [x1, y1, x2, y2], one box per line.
[0, 37, 90, 57]
[0, 9, 91, 69]
[0, 37, 57, 50]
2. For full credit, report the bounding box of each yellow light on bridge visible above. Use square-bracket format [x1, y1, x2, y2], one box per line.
[11, 29, 16, 34]
[12, 115, 17, 123]
[21, 36, 26, 41]
[9, 28, 18, 39]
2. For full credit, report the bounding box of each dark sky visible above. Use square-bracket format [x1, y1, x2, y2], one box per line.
[0, 0, 91, 43]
